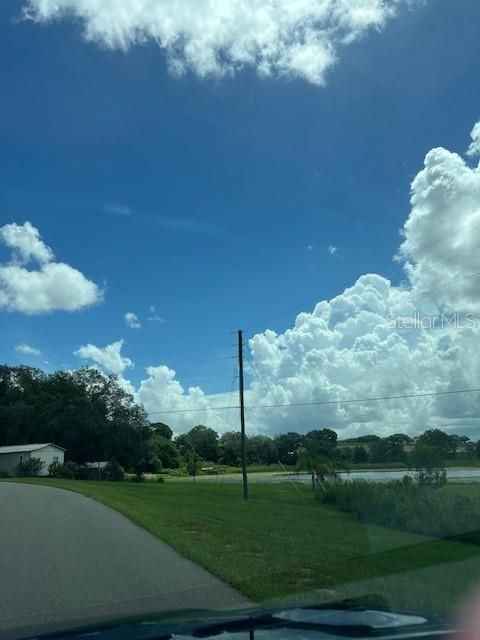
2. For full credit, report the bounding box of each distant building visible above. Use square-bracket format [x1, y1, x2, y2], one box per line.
[336, 440, 378, 453]
[402, 437, 419, 453]
[0, 443, 66, 477]
[83, 461, 108, 479]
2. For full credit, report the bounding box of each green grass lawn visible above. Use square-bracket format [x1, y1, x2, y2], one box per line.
[442, 483, 480, 497]
[5, 478, 480, 613]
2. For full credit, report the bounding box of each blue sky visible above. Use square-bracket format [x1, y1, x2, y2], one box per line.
[2, 0, 480, 436]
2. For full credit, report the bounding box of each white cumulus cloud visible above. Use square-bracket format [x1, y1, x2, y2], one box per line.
[127, 120, 480, 439]
[15, 343, 41, 356]
[328, 245, 338, 255]
[1, 221, 53, 264]
[467, 120, 480, 158]
[136, 365, 237, 433]
[398, 144, 480, 312]
[22, 0, 418, 86]
[74, 339, 133, 375]
[0, 222, 102, 314]
[124, 312, 141, 329]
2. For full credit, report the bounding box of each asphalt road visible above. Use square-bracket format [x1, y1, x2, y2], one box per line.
[0, 483, 250, 637]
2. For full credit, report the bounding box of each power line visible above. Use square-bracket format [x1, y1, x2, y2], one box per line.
[244, 352, 270, 396]
[0, 342, 234, 354]
[247, 387, 480, 410]
[244, 213, 480, 335]
[147, 404, 239, 416]
[407, 242, 480, 276]
[169, 374, 237, 384]
[137, 355, 235, 368]
[146, 385, 480, 415]
[1, 330, 234, 347]
[386, 268, 480, 339]
[409, 268, 480, 305]
[3, 355, 234, 369]
[365, 268, 480, 342]
[245, 348, 301, 433]
[398, 213, 480, 260]
[242, 253, 480, 348]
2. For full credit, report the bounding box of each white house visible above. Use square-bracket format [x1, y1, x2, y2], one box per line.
[0, 443, 66, 476]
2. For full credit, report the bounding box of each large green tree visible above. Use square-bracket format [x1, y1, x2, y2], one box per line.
[305, 428, 338, 455]
[177, 425, 219, 462]
[247, 435, 278, 465]
[153, 435, 181, 468]
[0, 365, 150, 469]
[369, 436, 405, 463]
[273, 432, 304, 465]
[352, 446, 369, 464]
[151, 422, 173, 440]
[219, 431, 242, 466]
[407, 443, 446, 485]
[418, 429, 456, 457]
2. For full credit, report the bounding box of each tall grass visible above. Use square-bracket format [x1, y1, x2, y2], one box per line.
[323, 479, 480, 541]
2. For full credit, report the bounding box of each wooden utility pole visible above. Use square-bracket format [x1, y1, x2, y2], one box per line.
[238, 329, 248, 500]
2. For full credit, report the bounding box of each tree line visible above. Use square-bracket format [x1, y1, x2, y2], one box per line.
[0, 365, 150, 470]
[1, 365, 479, 475]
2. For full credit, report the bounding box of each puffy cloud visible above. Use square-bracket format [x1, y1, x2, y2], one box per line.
[128, 120, 480, 438]
[245, 275, 480, 438]
[467, 120, 480, 158]
[23, 0, 417, 86]
[136, 365, 237, 434]
[397, 145, 480, 313]
[328, 245, 338, 255]
[124, 312, 141, 329]
[238, 122, 480, 437]
[0, 221, 53, 264]
[74, 339, 133, 375]
[0, 222, 102, 314]
[15, 343, 41, 356]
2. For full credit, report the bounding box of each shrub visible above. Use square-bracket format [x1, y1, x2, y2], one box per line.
[407, 443, 446, 486]
[157, 476, 165, 483]
[64, 461, 82, 477]
[147, 456, 163, 473]
[48, 462, 75, 479]
[16, 457, 45, 477]
[352, 446, 369, 464]
[103, 460, 125, 481]
[322, 479, 480, 540]
[0, 471, 9, 478]
[186, 453, 200, 481]
[48, 461, 60, 477]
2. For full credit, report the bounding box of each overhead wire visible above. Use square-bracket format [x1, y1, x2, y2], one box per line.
[8, 213, 480, 429]
[144, 385, 480, 415]
[243, 213, 480, 336]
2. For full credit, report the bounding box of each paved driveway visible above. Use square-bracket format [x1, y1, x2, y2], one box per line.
[0, 483, 250, 637]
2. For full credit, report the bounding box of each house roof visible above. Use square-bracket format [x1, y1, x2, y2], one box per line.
[0, 443, 66, 454]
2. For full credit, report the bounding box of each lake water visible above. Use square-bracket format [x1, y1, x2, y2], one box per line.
[282, 468, 480, 483]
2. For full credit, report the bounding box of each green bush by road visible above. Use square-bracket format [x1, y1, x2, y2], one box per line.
[5, 479, 480, 613]
[322, 479, 480, 540]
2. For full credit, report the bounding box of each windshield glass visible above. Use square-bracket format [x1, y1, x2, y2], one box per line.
[1, 0, 480, 638]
